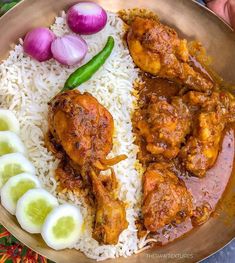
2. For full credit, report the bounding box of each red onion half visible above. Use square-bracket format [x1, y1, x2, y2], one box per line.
[67, 2, 107, 35]
[51, 34, 88, 66]
[23, 28, 55, 62]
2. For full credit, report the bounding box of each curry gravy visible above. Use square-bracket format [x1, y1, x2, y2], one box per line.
[133, 74, 235, 244]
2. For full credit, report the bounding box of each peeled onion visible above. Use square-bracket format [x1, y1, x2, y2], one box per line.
[51, 34, 88, 66]
[67, 2, 107, 35]
[23, 27, 55, 62]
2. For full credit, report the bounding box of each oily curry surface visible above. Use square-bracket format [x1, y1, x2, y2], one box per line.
[133, 75, 235, 243]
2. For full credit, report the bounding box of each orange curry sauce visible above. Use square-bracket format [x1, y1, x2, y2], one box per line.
[133, 75, 235, 244]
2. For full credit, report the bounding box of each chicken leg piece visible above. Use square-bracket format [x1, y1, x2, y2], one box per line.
[127, 17, 213, 92]
[47, 90, 128, 244]
[90, 170, 128, 245]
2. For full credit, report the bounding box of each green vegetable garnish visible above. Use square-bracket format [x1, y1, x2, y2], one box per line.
[62, 36, 115, 92]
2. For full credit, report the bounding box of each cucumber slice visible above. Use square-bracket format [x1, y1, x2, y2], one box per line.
[16, 188, 58, 234]
[1, 173, 41, 215]
[41, 204, 83, 250]
[0, 131, 26, 156]
[0, 153, 35, 188]
[0, 109, 19, 134]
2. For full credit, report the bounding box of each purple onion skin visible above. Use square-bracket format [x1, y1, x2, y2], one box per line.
[67, 2, 108, 35]
[23, 28, 55, 62]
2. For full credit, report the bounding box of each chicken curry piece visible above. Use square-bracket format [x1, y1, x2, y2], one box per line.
[136, 94, 191, 159]
[181, 91, 235, 177]
[135, 88, 235, 178]
[48, 90, 114, 170]
[127, 17, 213, 92]
[47, 90, 128, 245]
[142, 162, 193, 232]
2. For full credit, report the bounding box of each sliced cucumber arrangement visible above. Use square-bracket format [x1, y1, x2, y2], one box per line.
[1, 173, 41, 215]
[0, 109, 20, 134]
[0, 109, 83, 251]
[41, 204, 83, 250]
[0, 153, 35, 188]
[0, 131, 26, 156]
[16, 188, 59, 233]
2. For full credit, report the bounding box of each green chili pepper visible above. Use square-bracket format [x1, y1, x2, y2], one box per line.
[62, 36, 115, 92]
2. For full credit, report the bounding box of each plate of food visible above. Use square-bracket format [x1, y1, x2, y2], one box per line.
[0, 0, 235, 262]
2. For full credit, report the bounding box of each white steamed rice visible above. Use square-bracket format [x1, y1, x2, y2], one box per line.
[0, 11, 147, 260]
